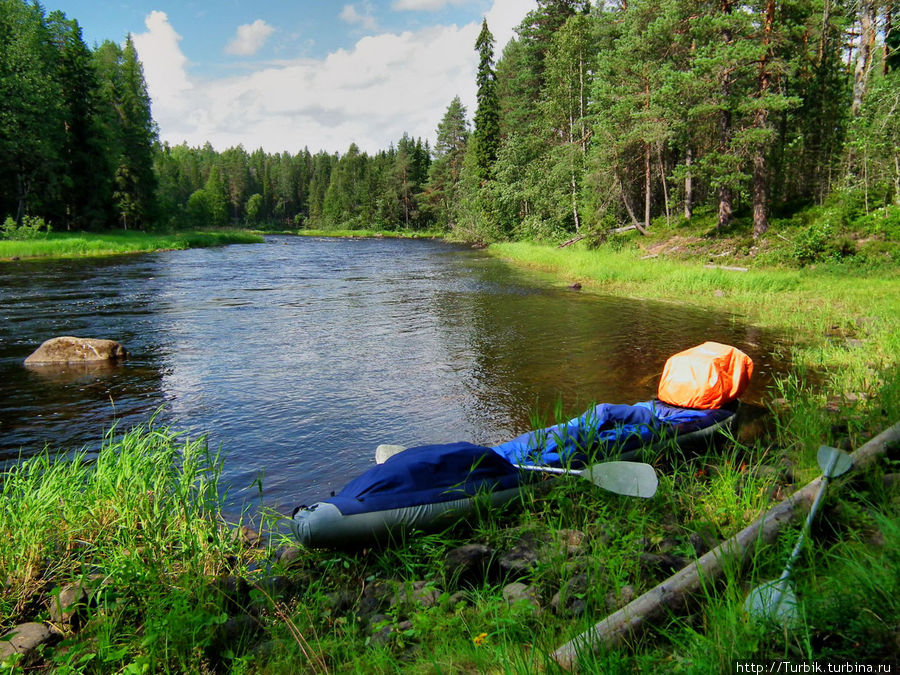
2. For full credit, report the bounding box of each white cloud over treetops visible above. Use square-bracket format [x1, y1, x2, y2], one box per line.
[132, 0, 536, 155]
[225, 19, 276, 56]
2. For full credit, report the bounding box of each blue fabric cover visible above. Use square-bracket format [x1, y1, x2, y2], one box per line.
[490, 400, 733, 467]
[326, 442, 522, 516]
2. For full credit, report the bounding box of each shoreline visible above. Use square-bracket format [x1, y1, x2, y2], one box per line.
[0, 229, 264, 262]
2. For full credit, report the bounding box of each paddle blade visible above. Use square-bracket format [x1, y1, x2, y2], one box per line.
[745, 579, 799, 626]
[375, 444, 407, 464]
[817, 446, 852, 478]
[582, 461, 658, 498]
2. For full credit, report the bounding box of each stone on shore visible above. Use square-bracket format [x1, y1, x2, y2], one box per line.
[0, 622, 55, 665]
[24, 337, 127, 366]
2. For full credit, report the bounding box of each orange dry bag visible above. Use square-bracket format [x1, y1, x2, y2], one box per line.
[657, 342, 753, 409]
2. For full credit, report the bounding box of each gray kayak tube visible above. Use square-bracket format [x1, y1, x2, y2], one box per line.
[291, 486, 523, 549]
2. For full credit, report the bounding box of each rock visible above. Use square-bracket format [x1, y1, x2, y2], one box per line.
[391, 580, 441, 610]
[555, 529, 585, 556]
[883, 473, 900, 491]
[48, 582, 88, 627]
[499, 542, 541, 576]
[218, 614, 259, 645]
[444, 544, 496, 586]
[0, 622, 55, 665]
[502, 582, 542, 613]
[688, 532, 716, 557]
[276, 546, 303, 567]
[640, 552, 689, 575]
[232, 525, 261, 548]
[24, 337, 127, 366]
[359, 581, 395, 617]
[214, 575, 249, 606]
[369, 618, 412, 646]
[550, 574, 589, 617]
[605, 584, 636, 612]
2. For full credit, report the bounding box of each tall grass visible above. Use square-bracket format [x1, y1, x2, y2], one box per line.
[0, 230, 263, 260]
[0, 423, 263, 672]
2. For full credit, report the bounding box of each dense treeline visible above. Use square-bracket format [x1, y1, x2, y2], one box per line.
[0, 0, 157, 230]
[154, 134, 434, 231]
[2, 0, 898, 239]
[451, 0, 900, 243]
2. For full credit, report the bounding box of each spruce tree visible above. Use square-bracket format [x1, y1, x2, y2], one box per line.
[47, 11, 113, 229]
[0, 0, 64, 223]
[472, 19, 500, 181]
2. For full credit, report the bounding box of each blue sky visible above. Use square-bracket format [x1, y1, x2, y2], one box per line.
[47, 0, 537, 154]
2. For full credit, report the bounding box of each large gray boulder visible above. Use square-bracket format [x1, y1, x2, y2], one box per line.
[24, 337, 127, 366]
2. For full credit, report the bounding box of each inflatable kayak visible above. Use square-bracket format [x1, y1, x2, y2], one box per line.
[290, 400, 736, 548]
[290, 342, 752, 549]
[291, 442, 526, 548]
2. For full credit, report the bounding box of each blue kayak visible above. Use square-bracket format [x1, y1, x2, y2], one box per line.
[291, 400, 736, 548]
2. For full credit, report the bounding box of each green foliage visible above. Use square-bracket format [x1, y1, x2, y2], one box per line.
[1, 215, 52, 240]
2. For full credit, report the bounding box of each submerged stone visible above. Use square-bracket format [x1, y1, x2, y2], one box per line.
[24, 337, 127, 366]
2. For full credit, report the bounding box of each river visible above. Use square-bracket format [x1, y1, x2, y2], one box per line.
[0, 236, 786, 518]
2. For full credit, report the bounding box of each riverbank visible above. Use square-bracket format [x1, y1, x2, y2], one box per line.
[0, 230, 263, 261]
[2, 236, 899, 672]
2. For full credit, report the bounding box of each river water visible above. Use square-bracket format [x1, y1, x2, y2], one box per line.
[0, 236, 785, 517]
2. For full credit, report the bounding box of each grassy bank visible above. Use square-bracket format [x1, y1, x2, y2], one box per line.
[4, 420, 898, 672]
[0, 230, 263, 261]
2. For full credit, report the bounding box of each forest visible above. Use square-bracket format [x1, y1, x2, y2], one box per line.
[1, 0, 898, 244]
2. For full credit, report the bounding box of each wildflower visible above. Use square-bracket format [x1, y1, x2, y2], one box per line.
[473, 632, 488, 647]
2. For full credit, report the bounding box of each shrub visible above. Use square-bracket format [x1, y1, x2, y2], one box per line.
[2, 215, 52, 240]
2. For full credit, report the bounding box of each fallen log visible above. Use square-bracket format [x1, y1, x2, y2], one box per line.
[551, 421, 900, 671]
[558, 235, 586, 248]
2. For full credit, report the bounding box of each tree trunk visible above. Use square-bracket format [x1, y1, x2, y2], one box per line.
[752, 0, 776, 238]
[571, 170, 581, 232]
[684, 146, 693, 220]
[717, 0, 734, 230]
[644, 142, 652, 230]
[885, 2, 894, 77]
[852, 0, 877, 117]
[657, 142, 670, 228]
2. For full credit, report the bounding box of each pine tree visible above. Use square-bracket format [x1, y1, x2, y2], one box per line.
[426, 96, 469, 229]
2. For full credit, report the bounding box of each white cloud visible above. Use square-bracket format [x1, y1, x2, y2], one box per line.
[132, 0, 536, 155]
[392, 0, 467, 10]
[225, 19, 276, 56]
[131, 11, 192, 118]
[340, 3, 378, 32]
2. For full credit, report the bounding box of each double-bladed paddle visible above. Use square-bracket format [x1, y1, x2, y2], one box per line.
[374, 444, 659, 499]
[744, 445, 853, 626]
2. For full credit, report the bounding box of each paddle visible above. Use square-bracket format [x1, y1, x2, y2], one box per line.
[374, 444, 659, 498]
[514, 461, 659, 498]
[744, 445, 853, 626]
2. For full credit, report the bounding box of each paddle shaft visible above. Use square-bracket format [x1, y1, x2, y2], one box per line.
[759, 448, 843, 615]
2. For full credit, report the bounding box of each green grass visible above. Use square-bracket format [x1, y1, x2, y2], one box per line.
[0, 229, 263, 261]
[0, 423, 274, 672]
